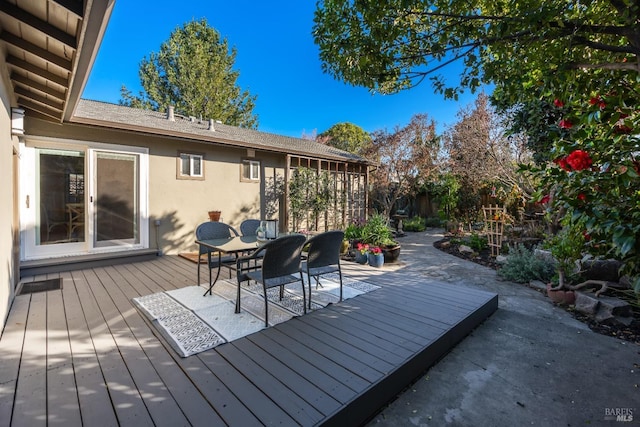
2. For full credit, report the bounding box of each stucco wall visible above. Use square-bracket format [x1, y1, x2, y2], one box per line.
[25, 118, 286, 256]
[0, 75, 18, 326]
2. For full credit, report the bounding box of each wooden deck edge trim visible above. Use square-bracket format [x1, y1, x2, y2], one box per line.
[321, 293, 499, 426]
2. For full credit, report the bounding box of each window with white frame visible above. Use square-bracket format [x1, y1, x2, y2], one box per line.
[241, 158, 260, 182]
[178, 152, 204, 179]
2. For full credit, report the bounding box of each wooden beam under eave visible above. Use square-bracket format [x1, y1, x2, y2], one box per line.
[14, 86, 64, 111]
[0, 31, 73, 71]
[18, 98, 62, 121]
[51, 0, 84, 20]
[6, 55, 69, 87]
[11, 73, 66, 101]
[0, 2, 77, 49]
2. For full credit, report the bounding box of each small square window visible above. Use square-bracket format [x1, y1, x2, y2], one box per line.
[177, 152, 204, 180]
[241, 159, 260, 182]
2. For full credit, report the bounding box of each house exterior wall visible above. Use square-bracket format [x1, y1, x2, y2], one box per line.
[0, 72, 19, 325]
[24, 118, 286, 256]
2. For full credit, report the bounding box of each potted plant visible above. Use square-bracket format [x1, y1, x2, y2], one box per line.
[543, 221, 586, 304]
[367, 246, 384, 268]
[361, 213, 402, 262]
[208, 210, 221, 221]
[355, 243, 369, 264]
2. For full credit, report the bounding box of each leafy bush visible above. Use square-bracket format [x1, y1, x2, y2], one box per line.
[466, 233, 488, 252]
[361, 213, 395, 246]
[344, 223, 364, 241]
[403, 216, 427, 232]
[424, 217, 442, 228]
[497, 245, 555, 284]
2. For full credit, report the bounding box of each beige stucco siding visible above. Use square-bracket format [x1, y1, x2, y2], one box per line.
[0, 74, 18, 325]
[25, 118, 286, 256]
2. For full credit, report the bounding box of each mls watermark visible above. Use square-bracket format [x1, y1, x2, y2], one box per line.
[604, 407, 634, 422]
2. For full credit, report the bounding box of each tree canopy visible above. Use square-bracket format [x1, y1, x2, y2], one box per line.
[120, 18, 258, 128]
[364, 113, 439, 216]
[313, 0, 639, 100]
[317, 122, 372, 154]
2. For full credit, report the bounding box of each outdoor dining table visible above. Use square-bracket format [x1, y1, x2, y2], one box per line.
[196, 235, 260, 296]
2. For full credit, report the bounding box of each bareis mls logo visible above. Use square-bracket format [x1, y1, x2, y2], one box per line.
[604, 407, 634, 422]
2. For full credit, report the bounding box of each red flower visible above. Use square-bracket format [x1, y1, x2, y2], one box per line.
[553, 99, 564, 108]
[369, 246, 382, 254]
[577, 193, 587, 201]
[356, 243, 369, 255]
[538, 194, 551, 204]
[583, 231, 591, 241]
[565, 150, 592, 171]
[589, 96, 606, 109]
[559, 119, 573, 129]
[554, 156, 572, 171]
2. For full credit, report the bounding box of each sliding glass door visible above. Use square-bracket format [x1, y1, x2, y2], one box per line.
[94, 151, 140, 246]
[21, 139, 148, 260]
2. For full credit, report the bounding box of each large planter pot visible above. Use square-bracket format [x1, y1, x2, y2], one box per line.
[382, 245, 401, 263]
[546, 283, 576, 305]
[368, 253, 384, 268]
[354, 252, 368, 264]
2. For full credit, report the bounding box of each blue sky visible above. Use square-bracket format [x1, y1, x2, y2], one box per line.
[83, 1, 485, 138]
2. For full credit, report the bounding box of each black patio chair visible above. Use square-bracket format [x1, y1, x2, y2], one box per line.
[302, 230, 344, 309]
[236, 234, 307, 327]
[195, 221, 240, 285]
[239, 219, 261, 236]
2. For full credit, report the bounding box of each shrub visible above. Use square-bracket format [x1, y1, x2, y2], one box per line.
[497, 244, 555, 284]
[403, 216, 427, 232]
[361, 213, 395, 246]
[344, 223, 364, 241]
[466, 233, 488, 252]
[424, 217, 442, 228]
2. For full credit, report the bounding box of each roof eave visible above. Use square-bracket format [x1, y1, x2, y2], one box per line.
[64, 0, 115, 122]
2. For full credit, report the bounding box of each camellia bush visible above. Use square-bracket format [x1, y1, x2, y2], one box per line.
[525, 76, 640, 293]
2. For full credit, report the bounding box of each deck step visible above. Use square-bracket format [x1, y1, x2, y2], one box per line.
[19, 249, 159, 277]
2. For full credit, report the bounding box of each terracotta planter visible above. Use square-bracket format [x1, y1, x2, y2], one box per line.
[208, 210, 221, 221]
[546, 283, 576, 305]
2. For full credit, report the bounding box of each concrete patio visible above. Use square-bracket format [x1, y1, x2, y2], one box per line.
[368, 229, 639, 426]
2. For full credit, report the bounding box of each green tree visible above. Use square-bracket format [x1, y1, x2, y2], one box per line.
[317, 122, 372, 154]
[120, 18, 258, 128]
[313, 1, 639, 99]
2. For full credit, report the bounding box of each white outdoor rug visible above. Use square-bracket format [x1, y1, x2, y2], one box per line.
[133, 273, 381, 357]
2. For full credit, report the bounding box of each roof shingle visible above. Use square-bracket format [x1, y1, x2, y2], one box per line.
[72, 99, 369, 164]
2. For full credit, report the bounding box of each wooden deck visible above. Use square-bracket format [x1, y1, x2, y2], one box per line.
[1, 255, 498, 426]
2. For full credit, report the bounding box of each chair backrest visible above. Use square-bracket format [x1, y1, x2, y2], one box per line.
[261, 234, 307, 280]
[305, 230, 344, 269]
[239, 219, 261, 236]
[195, 222, 239, 254]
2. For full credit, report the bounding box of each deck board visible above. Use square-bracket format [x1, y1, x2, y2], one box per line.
[2, 255, 498, 426]
[13, 293, 46, 427]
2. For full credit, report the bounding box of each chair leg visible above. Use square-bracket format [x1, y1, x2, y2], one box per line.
[263, 287, 269, 327]
[300, 273, 306, 314]
[338, 268, 343, 302]
[308, 278, 312, 309]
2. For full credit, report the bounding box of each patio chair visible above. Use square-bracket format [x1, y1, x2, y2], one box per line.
[236, 234, 307, 327]
[239, 219, 261, 236]
[302, 230, 344, 309]
[195, 221, 240, 285]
